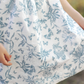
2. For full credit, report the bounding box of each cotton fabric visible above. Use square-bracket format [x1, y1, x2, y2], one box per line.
[0, 0, 84, 84]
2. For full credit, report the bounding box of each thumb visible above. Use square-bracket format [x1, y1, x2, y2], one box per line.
[1, 54, 12, 66]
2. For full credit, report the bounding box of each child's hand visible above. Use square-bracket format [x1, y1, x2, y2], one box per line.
[0, 43, 12, 66]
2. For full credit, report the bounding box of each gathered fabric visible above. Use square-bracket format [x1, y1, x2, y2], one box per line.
[0, 0, 84, 84]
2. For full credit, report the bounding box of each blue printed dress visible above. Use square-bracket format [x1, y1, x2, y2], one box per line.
[0, 0, 84, 84]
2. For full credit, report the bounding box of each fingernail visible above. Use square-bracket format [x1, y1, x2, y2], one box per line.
[10, 55, 11, 56]
[10, 63, 12, 65]
[9, 59, 11, 61]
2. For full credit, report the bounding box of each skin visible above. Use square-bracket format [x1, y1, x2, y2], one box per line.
[0, 0, 84, 66]
[0, 43, 12, 66]
[60, 0, 84, 30]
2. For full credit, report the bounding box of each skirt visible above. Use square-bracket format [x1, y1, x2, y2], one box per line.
[0, 0, 84, 84]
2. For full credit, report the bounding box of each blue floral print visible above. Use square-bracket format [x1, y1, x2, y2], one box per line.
[0, 0, 84, 84]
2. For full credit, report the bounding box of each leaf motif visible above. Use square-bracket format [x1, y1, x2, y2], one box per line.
[10, 33, 15, 39]
[16, 61, 21, 67]
[13, 13, 19, 17]
[22, 60, 25, 66]
[5, 69, 9, 77]
[8, 74, 15, 79]
[5, 39, 10, 44]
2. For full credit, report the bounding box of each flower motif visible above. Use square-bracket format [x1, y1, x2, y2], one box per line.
[72, 44, 84, 68]
[16, 59, 36, 75]
[62, 28, 76, 45]
[23, 76, 35, 84]
[3, 0, 19, 18]
[44, 1, 60, 25]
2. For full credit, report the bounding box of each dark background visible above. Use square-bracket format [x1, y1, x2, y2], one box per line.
[68, 0, 84, 17]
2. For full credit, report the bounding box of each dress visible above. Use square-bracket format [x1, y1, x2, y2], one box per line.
[0, 0, 84, 84]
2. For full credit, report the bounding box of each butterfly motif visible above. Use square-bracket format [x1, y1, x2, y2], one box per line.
[43, 41, 48, 45]
[43, 24, 48, 29]
[16, 22, 23, 26]
[17, 75, 22, 79]
[44, 28, 53, 39]
[56, 29, 61, 34]
[13, 70, 17, 74]
[41, 9, 45, 14]
[15, 37, 19, 41]
[24, 18, 32, 27]
[28, 33, 35, 40]
[5, 30, 10, 37]
[53, 3, 59, 7]
[63, 63, 72, 70]
[14, 55, 20, 60]
[9, 21, 14, 24]
[8, 26, 13, 29]
[18, 48, 24, 54]
[55, 37, 59, 41]
[52, 56, 55, 61]
[6, 17, 9, 20]
[63, 45, 68, 52]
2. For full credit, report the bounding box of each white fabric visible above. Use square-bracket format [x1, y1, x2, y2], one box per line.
[0, 0, 84, 84]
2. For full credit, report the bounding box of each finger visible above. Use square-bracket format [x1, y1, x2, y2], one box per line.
[9, 55, 12, 58]
[4, 54, 11, 61]
[4, 50, 11, 61]
[5, 55, 12, 62]
[1, 54, 12, 66]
